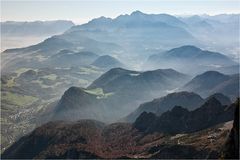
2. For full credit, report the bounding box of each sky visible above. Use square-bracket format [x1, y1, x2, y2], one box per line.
[1, 0, 240, 24]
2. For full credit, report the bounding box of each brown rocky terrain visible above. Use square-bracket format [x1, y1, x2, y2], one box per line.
[2, 98, 237, 159]
[1, 120, 233, 159]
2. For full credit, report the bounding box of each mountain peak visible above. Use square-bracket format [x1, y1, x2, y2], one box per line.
[163, 45, 204, 59]
[171, 105, 189, 114]
[197, 97, 225, 113]
[134, 111, 157, 132]
[169, 45, 202, 53]
[193, 70, 230, 82]
[52, 86, 106, 122]
[90, 16, 112, 23]
[203, 97, 222, 107]
[91, 55, 123, 69]
[131, 10, 145, 16]
[64, 86, 87, 96]
[182, 70, 237, 98]
[107, 67, 134, 75]
[206, 93, 231, 105]
[60, 86, 94, 100]
[200, 70, 226, 77]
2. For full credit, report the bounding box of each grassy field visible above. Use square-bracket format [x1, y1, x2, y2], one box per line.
[3, 67, 36, 88]
[5, 78, 15, 87]
[78, 67, 103, 75]
[1, 92, 38, 107]
[84, 88, 114, 99]
[35, 55, 47, 61]
[78, 79, 89, 84]
[42, 74, 57, 80]
[14, 68, 34, 76]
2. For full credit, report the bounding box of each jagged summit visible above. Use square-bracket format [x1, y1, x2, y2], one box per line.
[130, 10, 146, 16]
[124, 91, 204, 122]
[170, 105, 189, 115]
[199, 97, 223, 110]
[133, 97, 235, 134]
[206, 93, 231, 105]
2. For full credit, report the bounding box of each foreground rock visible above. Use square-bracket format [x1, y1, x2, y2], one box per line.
[221, 99, 239, 159]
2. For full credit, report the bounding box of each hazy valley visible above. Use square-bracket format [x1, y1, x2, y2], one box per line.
[1, 11, 239, 159]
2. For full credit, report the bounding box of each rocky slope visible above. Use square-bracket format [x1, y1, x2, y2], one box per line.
[2, 98, 236, 159]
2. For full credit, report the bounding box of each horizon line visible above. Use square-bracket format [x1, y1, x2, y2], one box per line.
[1, 12, 240, 25]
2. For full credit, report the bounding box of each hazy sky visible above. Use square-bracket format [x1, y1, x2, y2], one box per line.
[1, 0, 240, 24]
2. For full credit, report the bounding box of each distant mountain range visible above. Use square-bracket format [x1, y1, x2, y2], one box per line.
[1, 20, 74, 37]
[67, 10, 195, 54]
[2, 11, 197, 69]
[179, 14, 239, 59]
[2, 97, 237, 159]
[145, 45, 237, 74]
[2, 12, 238, 74]
[1, 20, 75, 52]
